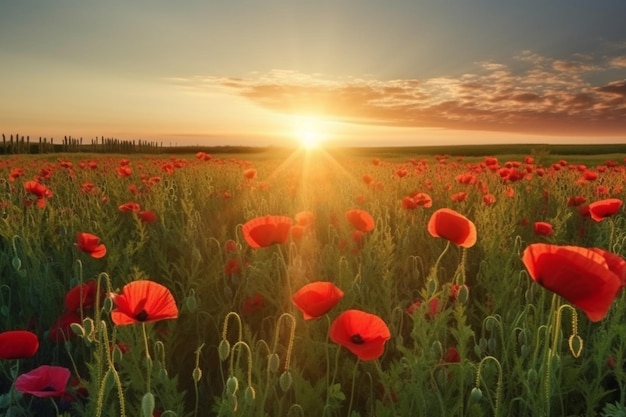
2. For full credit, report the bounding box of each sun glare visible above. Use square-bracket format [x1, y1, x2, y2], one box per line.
[292, 116, 327, 149]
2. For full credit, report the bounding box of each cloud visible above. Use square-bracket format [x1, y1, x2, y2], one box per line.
[170, 51, 626, 136]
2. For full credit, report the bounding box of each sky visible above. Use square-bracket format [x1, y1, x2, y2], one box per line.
[1, 0, 626, 148]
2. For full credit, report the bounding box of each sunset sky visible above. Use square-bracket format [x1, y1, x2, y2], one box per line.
[1, 1, 625, 148]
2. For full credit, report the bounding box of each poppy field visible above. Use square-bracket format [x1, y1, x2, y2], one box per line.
[2, 147, 626, 417]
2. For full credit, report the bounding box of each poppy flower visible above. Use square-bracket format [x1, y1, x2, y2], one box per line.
[119, 202, 141, 213]
[49, 311, 81, 343]
[346, 209, 375, 232]
[242, 215, 293, 248]
[75, 232, 106, 259]
[329, 309, 391, 361]
[65, 279, 100, 312]
[110, 280, 179, 326]
[24, 180, 53, 208]
[295, 210, 316, 227]
[522, 244, 624, 322]
[591, 248, 626, 286]
[14, 365, 71, 398]
[534, 221, 554, 237]
[0, 330, 39, 360]
[292, 282, 344, 320]
[427, 208, 477, 248]
[242, 293, 265, 315]
[243, 168, 257, 180]
[139, 210, 158, 223]
[588, 198, 623, 222]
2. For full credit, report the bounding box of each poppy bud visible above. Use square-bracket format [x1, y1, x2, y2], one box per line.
[457, 284, 469, 304]
[192, 367, 202, 383]
[569, 334, 583, 358]
[431, 340, 443, 361]
[70, 323, 85, 338]
[141, 392, 155, 417]
[12, 256, 21, 271]
[218, 340, 230, 362]
[426, 279, 438, 297]
[226, 376, 239, 396]
[520, 345, 529, 358]
[473, 345, 482, 358]
[487, 337, 496, 352]
[470, 387, 483, 402]
[527, 368, 537, 384]
[83, 318, 95, 341]
[268, 353, 280, 373]
[185, 293, 197, 312]
[243, 386, 256, 405]
[279, 371, 293, 392]
[479, 337, 488, 353]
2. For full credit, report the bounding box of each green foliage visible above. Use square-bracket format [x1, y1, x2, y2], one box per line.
[1, 150, 626, 416]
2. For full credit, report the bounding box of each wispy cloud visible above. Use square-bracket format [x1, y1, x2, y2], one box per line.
[169, 49, 626, 136]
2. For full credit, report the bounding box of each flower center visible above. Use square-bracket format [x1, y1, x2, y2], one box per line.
[135, 309, 149, 322]
[351, 334, 365, 345]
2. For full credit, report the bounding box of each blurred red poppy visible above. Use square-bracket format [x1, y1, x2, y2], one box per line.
[49, 311, 81, 343]
[346, 209, 375, 232]
[522, 244, 623, 321]
[292, 281, 344, 320]
[0, 330, 39, 360]
[65, 279, 100, 312]
[295, 210, 316, 227]
[75, 232, 107, 259]
[534, 221, 554, 237]
[242, 293, 265, 315]
[119, 202, 141, 213]
[444, 347, 461, 363]
[15, 365, 71, 398]
[110, 280, 179, 325]
[242, 215, 293, 248]
[329, 309, 391, 361]
[588, 198, 623, 222]
[427, 208, 477, 248]
[243, 168, 257, 180]
[139, 210, 158, 223]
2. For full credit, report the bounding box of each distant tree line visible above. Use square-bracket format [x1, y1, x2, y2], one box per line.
[0, 133, 165, 155]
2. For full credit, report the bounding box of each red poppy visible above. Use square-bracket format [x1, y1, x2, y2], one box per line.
[24, 180, 53, 208]
[110, 280, 179, 325]
[451, 192, 468, 202]
[402, 192, 432, 210]
[588, 198, 623, 222]
[242, 293, 265, 315]
[407, 297, 440, 320]
[224, 239, 238, 253]
[522, 244, 624, 322]
[427, 208, 477, 248]
[14, 365, 71, 398]
[139, 210, 158, 223]
[0, 330, 39, 360]
[534, 221, 554, 237]
[49, 310, 81, 343]
[243, 168, 257, 180]
[295, 210, 316, 227]
[345, 209, 375, 232]
[242, 215, 293, 248]
[329, 309, 391, 361]
[292, 282, 344, 320]
[591, 248, 626, 286]
[75, 232, 107, 259]
[119, 202, 141, 213]
[65, 279, 100, 312]
[444, 347, 461, 363]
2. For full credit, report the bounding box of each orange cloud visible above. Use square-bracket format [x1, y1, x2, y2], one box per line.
[171, 50, 626, 136]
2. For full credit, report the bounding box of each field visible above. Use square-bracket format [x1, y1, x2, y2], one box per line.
[1, 145, 626, 417]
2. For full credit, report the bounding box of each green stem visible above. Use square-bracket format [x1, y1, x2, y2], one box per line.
[347, 359, 360, 417]
[142, 323, 152, 394]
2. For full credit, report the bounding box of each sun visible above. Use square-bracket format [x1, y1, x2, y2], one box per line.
[292, 116, 327, 149]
